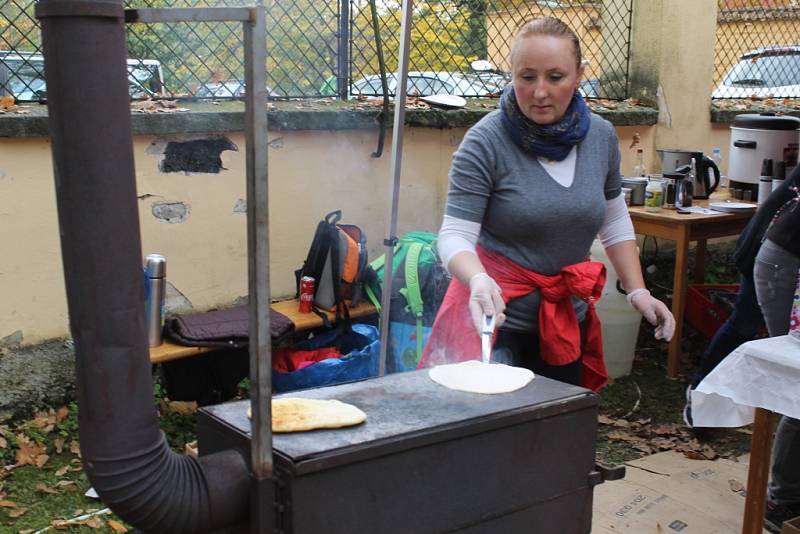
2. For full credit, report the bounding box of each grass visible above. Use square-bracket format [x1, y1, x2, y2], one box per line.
[0, 392, 196, 533]
[0, 240, 752, 532]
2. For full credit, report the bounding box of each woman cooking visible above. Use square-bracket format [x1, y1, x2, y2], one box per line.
[420, 17, 675, 390]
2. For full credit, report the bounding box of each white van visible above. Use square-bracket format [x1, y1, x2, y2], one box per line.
[0, 51, 167, 101]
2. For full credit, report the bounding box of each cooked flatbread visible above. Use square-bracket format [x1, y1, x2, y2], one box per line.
[428, 360, 534, 394]
[246, 397, 367, 433]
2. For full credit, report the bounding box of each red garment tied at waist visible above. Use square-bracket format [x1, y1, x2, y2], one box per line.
[420, 245, 608, 390]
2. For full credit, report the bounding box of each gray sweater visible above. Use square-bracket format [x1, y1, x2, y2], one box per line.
[445, 110, 622, 332]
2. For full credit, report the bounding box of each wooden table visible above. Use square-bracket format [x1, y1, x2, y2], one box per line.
[149, 298, 377, 364]
[628, 192, 755, 377]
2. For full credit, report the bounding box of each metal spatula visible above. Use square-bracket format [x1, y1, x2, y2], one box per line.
[481, 314, 496, 364]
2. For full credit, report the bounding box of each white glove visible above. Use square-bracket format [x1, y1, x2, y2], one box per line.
[468, 273, 506, 337]
[627, 288, 675, 341]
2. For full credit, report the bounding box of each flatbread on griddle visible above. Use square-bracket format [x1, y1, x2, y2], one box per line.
[246, 397, 367, 433]
[428, 360, 534, 394]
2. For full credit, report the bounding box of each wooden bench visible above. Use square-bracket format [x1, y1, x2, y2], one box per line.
[149, 298, 378, 365]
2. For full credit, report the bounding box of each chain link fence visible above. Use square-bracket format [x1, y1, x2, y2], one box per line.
[713, 0, 800, 99]
[1, 0, 632, 102]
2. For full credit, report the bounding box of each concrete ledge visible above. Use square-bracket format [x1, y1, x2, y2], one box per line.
[0, 339, 75, 420]
[1, 99, 658, 138]
[711, 104, 800, 124]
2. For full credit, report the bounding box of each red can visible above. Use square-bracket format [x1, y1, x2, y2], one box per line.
[298, 276, 315, 313]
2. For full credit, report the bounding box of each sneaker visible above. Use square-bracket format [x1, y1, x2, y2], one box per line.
[683, 384, 694, 427]
[764, 500, 800, 533]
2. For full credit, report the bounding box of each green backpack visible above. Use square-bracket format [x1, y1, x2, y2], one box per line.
[364, 232, 451, 372]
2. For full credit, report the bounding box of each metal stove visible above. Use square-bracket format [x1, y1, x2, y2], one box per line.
[199, 369, 609, 534]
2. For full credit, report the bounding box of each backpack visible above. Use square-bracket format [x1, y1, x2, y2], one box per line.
[364, 232, 451, 372]
[296, 210, 368, 320]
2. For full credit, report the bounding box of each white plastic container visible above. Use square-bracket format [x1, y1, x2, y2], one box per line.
[728, 114, 800, 184]
[590, 240, 643, 378]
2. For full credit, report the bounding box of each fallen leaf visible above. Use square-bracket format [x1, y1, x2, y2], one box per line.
[8, 506, 27, 518]
[56, 406, 70, 423]
[56, 480, 76, 488]
[36, 482, 59, 495]
[54, 437, 65, 454]
[613, 419, 630, 428]
[701, 445, 718, 460]
[607, 430, 640, 442]
[84, 516, 104, 528]
[0, 435, 6, 449]
[683, 450, 706, 460]
[108, 519, 128, 532]
[165, 401, 197, 415]
[15, 436, 47, 467]
[652, 438, 677, 450]
[36, 454, 50, 468]
[0, 500, 17, 508]
[598, 415, 614, 425]
[651, 423, 679, 435]
[55, 465, 69, 477]
[52, 519, 71, 529]
[69, 440, 81, 457]
[32, 410, 57, 432]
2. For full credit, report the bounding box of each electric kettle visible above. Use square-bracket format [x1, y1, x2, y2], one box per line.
[658, 149, 721, 199]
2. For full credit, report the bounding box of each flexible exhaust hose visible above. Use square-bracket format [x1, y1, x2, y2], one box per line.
[35, 1, 250, 531]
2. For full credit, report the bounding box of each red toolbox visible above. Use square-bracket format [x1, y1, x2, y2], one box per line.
[685, 284, 740, 338]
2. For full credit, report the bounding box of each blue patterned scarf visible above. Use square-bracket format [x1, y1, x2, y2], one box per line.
[500, 84, 590, 162]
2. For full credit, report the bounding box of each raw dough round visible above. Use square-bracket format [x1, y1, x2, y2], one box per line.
[428, 360, 534, 394]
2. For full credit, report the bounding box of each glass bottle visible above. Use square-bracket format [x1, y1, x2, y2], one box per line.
[633, 148, 646, 177]
[711, 147, 727, 189]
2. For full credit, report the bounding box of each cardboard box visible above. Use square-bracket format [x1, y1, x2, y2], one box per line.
[782, 516, 800, 534]
[592, 452, 768, 533]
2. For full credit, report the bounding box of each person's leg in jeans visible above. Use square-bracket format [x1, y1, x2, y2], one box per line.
[754, 238, 800, 532]
[685, 274, 764, 427]
[691, 274, 764, 388]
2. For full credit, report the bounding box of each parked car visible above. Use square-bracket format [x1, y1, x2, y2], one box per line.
[196, 80, 278, 99]
[578, 78, 601, 98]
[712, 45, 800, 99]
[350, 71, 502, 98]
[0, 51, 166, 101]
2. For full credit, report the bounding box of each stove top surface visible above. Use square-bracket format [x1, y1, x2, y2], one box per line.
[202, 369, 595, 470]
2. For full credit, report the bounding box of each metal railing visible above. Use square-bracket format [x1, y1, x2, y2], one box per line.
[1, 0, 633, 102]
[713, 1, 800, 99]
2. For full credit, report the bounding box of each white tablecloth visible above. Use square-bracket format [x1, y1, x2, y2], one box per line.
[691, 335, 800, 427]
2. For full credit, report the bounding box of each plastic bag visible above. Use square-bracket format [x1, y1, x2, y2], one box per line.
[272, 323, 380, 392]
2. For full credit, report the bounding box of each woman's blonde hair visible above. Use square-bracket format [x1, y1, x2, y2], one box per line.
[510, 17, 582, 68]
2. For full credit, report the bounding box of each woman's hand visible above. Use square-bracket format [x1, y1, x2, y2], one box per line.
[628, 288, 675, 341]
[468, 273, 506, 336]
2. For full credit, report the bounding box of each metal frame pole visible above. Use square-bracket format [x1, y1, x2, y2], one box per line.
[243, 5, 275, 534]
[127, 7, 275, 532]
[377, 0, 413, 376]
[337, 0, 351, 100]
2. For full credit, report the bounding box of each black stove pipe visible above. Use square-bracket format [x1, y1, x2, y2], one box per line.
[36, 1, 249, 532]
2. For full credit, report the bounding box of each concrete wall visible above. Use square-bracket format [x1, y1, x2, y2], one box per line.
[1, 123, 656, 345]
[0, 0, 743, 346]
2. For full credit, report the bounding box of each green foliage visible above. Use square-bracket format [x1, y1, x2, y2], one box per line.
[55, 402, 80, 443]
[351, 0, 490, 79]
